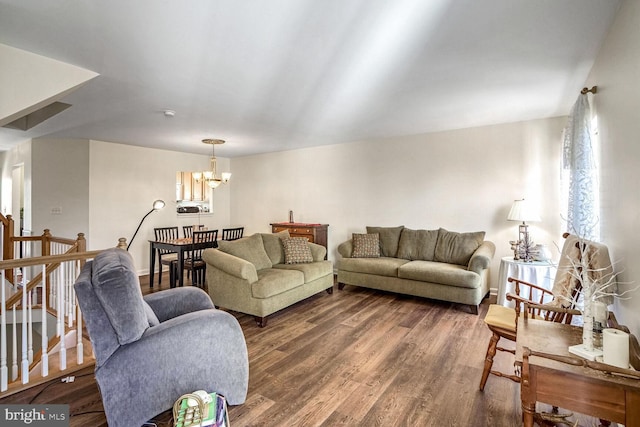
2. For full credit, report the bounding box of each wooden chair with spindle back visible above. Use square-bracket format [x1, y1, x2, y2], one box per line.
[153, 226, 179, 286]
[479, 232, 614, 391]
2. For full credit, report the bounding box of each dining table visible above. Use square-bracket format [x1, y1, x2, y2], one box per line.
[148, 237, 217, 288]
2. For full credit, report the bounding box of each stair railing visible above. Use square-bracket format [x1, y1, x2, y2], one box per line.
[0, 234, 127, 394]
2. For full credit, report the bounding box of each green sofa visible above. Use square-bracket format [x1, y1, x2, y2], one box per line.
[337, 226, 495, 314]
[203, 232, 334, 327]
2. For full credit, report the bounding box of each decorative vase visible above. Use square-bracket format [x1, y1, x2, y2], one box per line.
[533, 244, 552, 261]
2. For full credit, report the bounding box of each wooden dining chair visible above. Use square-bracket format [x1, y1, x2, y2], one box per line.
[183, 224, 205, 239]
[182, 229, 218, 288]
[153, 226, 179, 286]
[479, 233, 608, 391]
[222, 227, 244, 241]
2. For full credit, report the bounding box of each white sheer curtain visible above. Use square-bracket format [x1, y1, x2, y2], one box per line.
[562, 93, 599, 241]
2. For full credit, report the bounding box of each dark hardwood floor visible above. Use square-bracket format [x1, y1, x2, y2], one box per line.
[0, 272, 606, 426]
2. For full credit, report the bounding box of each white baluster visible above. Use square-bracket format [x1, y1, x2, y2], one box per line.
[57, 264, 66, 370]
[41, 265, 48, 377]
[27, 291, 33, 364]
[74, 260, 83, 365]
[1, 270, 7, 391]
[21, 272, 29, 384]
[67, 262, 73, 327]
[11, 306, 17, 381]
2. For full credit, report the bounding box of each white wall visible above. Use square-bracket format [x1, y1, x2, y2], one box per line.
[231, 117, 567, 292]
[585, 0, 640, 335]
[31, 139, 89, 239]
[88, 140, 231, 273]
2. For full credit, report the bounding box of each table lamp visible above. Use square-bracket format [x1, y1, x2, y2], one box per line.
[507, 198, 540, 261]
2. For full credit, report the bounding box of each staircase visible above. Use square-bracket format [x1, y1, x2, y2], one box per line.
[0, 212, 124, 397]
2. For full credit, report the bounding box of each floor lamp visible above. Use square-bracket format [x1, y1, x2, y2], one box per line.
[126, 199, 165, 250]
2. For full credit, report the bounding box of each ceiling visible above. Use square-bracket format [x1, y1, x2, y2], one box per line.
[0, 0, 621, 158]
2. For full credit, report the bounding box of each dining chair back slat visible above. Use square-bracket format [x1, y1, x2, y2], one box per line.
[153, 226, 179, 286]
[222, 227, 244, 241]
[184, 229, 218, 288]
[183, 224, 205, 239]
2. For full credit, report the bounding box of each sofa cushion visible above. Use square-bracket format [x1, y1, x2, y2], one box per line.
[434, 228, 485, 266]
[366, 226, 404, 257]
[338, 257, 409, 278]
[398, 260, 482, 289]
[274, 260, 333, 283]
[218, 233, 273, 271]
[352, 233, 380, 258]
[91, 248, 149, 345]
[252, 268, 305, 299]
[261, 230, 290, 265]
[397, 228, 439, 261]
[282, 237, 313, 264]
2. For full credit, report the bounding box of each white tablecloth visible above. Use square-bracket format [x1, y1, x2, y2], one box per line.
[497, 256, 557, 307]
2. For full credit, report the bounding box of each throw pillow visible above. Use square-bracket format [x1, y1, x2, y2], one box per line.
[434, 228, 485, 266]
[261, 230, 291, 265]
[397, 228, 439, 261]
[217, 233, 273, 270]
[365, 226, 404, 257]
[282, 237, 313, 264]
[351, 233, 381, 258]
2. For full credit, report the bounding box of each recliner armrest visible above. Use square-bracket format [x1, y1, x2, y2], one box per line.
[143, 287, 214, 323]
[202, 248, 259, 283]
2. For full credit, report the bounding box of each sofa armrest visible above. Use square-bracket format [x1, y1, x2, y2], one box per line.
[202, 248, 259, 284]
[337, 239, 353, 258]
[143, 287, 214, 323]
[309, 242, 327, 261]
[468, 241, 496, 273]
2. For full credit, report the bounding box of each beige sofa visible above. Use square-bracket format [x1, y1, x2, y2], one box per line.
[203, 232, 334, 327]
[337, 226, 495, 314]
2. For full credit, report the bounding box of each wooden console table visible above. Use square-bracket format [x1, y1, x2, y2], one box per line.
[515, 318, 640, 427]
[270, 222, 328, 250]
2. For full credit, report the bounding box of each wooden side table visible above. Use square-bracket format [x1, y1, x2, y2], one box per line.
[516, 318, 640, 427]
[270, 222, 329, 250]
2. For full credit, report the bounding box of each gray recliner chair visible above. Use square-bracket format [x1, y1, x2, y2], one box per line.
[74, 248, 248, 427]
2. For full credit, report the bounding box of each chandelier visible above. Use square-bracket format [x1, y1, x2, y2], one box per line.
[192, 139, 231, 189]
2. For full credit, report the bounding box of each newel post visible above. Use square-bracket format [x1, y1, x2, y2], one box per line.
[117, 238, 128, 250]
[76, 233, 86, 253]
[41, 229, 52, 256]
[3, 214, 15, 283]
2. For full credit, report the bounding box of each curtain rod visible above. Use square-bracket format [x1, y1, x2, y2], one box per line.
[581, 86, 598, 95]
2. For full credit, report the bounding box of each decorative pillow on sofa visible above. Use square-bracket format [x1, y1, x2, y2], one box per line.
[261, 230, 291, 265]
[365, 226, 404, 257]
[217, 233, 273, 270]
[434, 228, 485, 266]
[282, 237, 313, 264]
[397, 228, 439, 261]
[351, 233, 380, 258]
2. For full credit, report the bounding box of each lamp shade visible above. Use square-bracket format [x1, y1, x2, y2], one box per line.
[507, 199, 540, 222]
